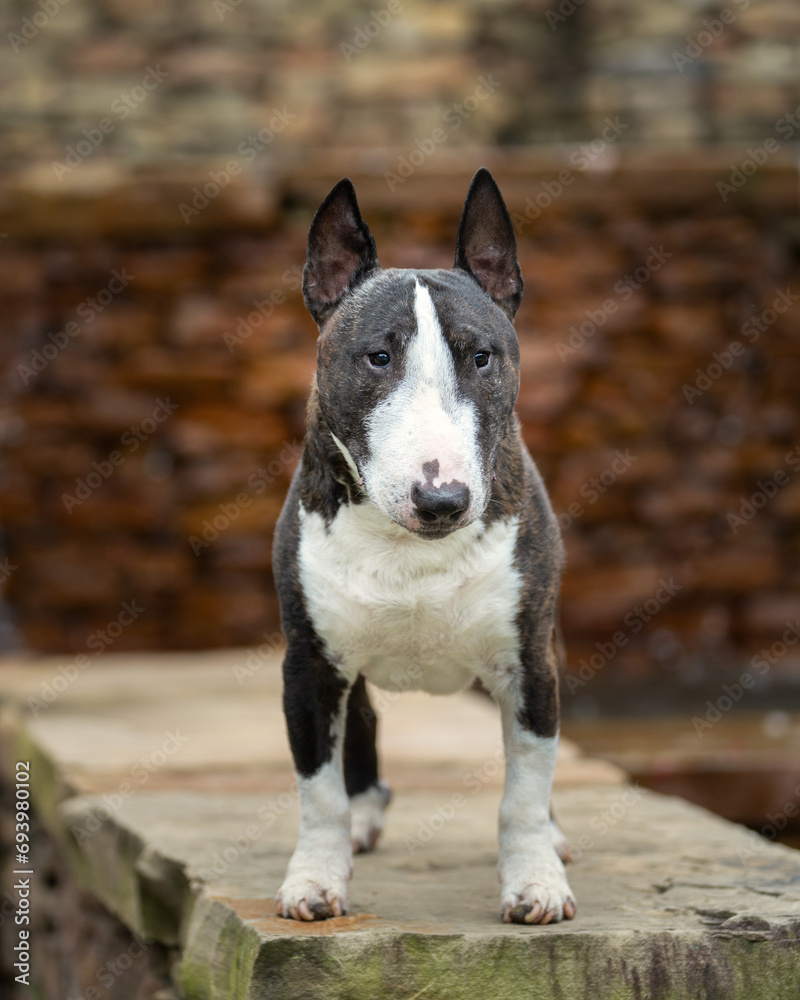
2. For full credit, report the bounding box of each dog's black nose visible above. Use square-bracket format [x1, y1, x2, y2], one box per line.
[411, 481, 470, 524]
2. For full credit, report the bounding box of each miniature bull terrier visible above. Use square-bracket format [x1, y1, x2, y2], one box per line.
[273, 168, 575, 924]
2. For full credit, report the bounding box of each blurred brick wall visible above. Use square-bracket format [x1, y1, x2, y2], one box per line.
[2, 0, 800, 168]
[3, 0, 800, 703]
[1, 155, 798, 711]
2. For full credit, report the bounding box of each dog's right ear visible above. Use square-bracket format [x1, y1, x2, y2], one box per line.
[303, 178, 379, 325]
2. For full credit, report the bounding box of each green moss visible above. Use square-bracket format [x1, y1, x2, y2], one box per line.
[181, 897, 266, 1000]
[202, 927, 800, 1000]
[10, 720, 70, 836]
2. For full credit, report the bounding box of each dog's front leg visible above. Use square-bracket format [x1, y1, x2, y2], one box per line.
[276, 644, 353, 921]
[496, 664, 576, 924]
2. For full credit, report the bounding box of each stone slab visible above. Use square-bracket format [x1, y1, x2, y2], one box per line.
[2, 652, 800, 999]
[58, 785, 800, 999]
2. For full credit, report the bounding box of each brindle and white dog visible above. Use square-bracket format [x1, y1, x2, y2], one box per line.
[273, 168, 575, 925]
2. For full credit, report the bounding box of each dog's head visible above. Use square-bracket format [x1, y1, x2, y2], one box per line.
[303, 168, 522, 540]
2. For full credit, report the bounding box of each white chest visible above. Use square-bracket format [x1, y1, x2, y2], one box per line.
[297, 501, 523, 695]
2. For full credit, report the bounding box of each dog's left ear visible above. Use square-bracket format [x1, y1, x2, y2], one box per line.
[453, 168, 523, 321]
[303, 178, 380, 325]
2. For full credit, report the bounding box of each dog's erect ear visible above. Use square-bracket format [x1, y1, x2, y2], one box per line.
[303, 178, 379, 325]
[453, 168, 523, 321]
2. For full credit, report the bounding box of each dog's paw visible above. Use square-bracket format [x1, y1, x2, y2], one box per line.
[276, 853, 352, 921]
[500, 851, 576, 924]
[350, 780, 392, 853]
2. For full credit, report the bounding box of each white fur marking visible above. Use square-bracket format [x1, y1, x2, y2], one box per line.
[363, 281, 484, 528]
[277, 759, 353, 919]
[298, 500, 522, 694]
[330, 430, 360, 482]
[497, 708, 575, 922]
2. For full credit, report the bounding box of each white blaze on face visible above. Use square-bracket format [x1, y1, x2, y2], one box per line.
[364, 280, 483, 529]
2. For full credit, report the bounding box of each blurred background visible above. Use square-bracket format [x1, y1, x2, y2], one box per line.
[1, 1, 799, 832]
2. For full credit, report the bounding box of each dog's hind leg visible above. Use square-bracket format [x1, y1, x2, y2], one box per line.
[549, 809, 572, 863]
[344, 674, 392, 853]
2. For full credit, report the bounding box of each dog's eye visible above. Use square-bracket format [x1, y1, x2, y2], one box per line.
[368, 352, 391, 368]
[474, 352, 490, 369]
